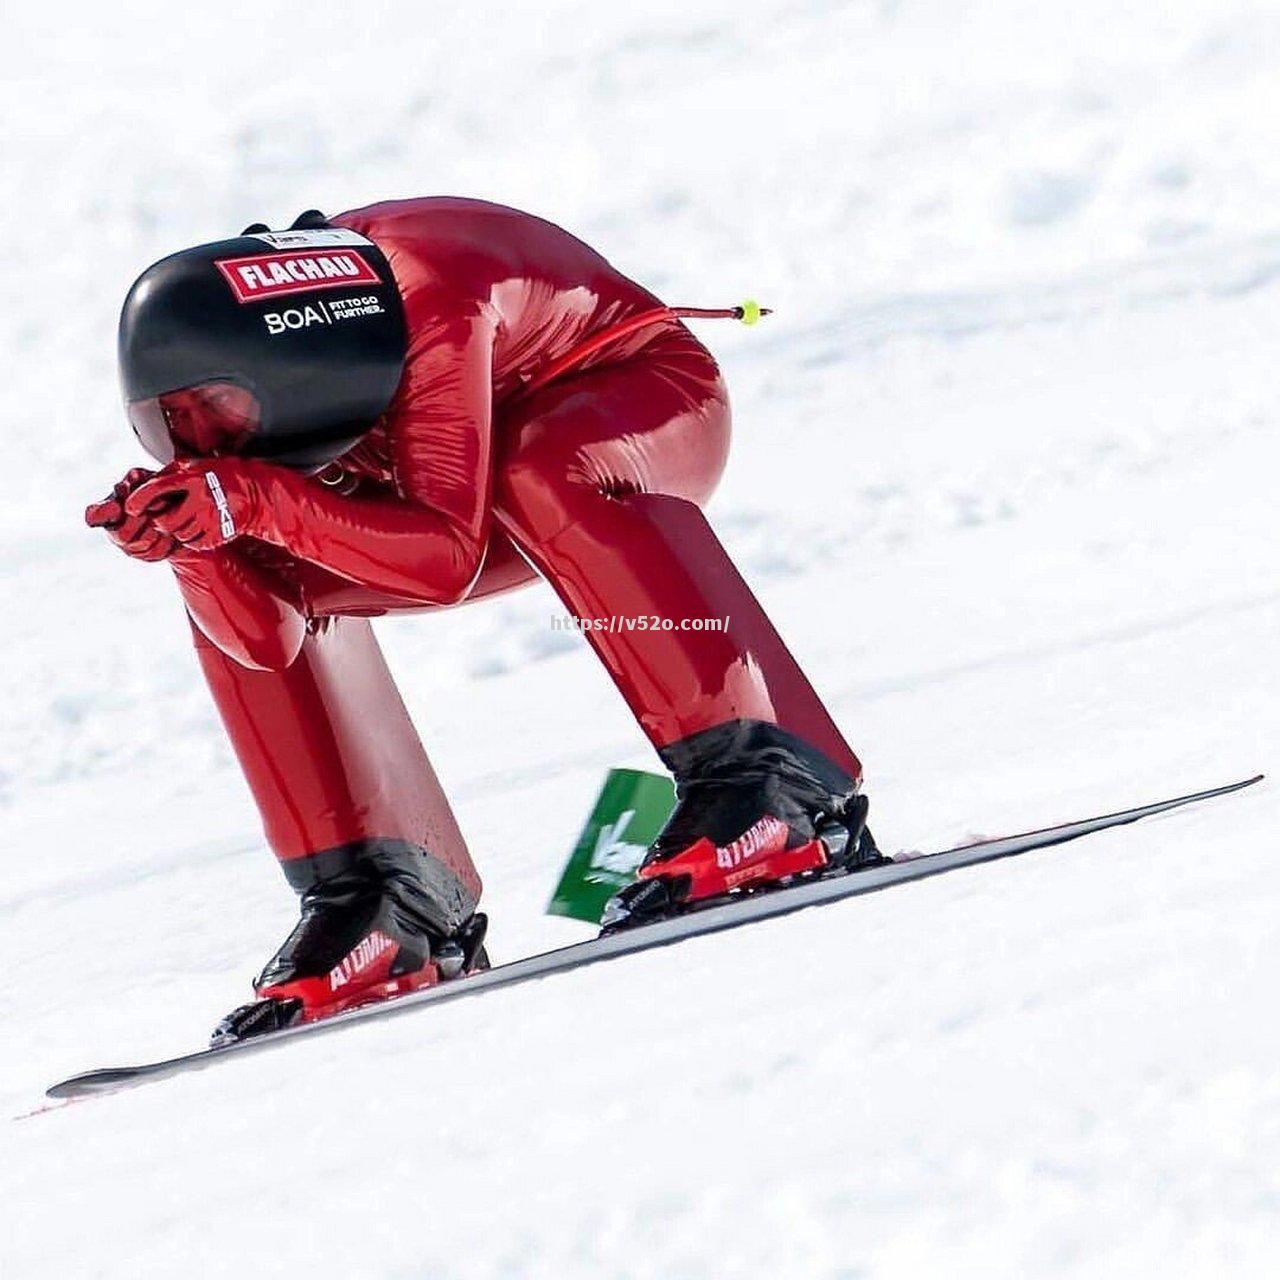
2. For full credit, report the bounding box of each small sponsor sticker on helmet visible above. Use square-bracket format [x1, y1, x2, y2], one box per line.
[215, 249, 381, 304]
[247, 228, 374, 250]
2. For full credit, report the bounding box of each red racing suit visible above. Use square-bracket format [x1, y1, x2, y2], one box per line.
[125, 199, 862, 909]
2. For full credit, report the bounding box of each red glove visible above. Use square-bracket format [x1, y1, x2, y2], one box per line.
[123, 457, 267, 552]
[85, 467, 182, 563]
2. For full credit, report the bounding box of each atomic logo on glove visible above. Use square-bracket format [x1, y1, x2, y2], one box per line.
[204, 471, 237, 539]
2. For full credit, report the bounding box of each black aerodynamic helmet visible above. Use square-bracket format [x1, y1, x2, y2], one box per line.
[118, 211, 407, 471]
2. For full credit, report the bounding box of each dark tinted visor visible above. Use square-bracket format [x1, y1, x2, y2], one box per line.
[127, 382, 260, 463]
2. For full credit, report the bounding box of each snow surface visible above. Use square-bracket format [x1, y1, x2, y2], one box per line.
[2, 1, 1278, 1276]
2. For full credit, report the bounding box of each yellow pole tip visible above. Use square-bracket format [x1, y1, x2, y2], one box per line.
[738, 299, 764, 326]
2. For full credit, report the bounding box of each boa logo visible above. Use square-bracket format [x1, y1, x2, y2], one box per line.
[216, 249, 380, 303]
[264, 304, 329, 335]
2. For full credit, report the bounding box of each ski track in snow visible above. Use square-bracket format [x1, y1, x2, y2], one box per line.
[1, 2, 1278, 1277]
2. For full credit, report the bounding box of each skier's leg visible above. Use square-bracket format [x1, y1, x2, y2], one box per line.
[192, 615, 480, 910]
[191, 532, 535, 906]
[494, 327, 861, 780]
[494, 328, 871, 921]
[192, 603, 493, 1038]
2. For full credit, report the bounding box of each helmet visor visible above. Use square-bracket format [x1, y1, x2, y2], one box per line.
[127, 382, 261, 463]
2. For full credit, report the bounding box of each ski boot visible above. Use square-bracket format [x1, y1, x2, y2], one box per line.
[602, 721, 886, 931]
[212, 839, 489, 1046]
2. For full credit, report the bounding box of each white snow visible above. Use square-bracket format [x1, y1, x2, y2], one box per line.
[1, 1, 1278, 1276]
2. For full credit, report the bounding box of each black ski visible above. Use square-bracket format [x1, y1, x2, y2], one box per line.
[46, 774, 1262, 1100]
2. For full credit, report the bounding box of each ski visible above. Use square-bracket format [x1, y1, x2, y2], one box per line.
[45, 774, 1262, 1100]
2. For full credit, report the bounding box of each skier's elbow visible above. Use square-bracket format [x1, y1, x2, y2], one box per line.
[419, 534, 487, 606]
[431, 564, 479, 607]
[233, 627, 306, 672]
[189, 610, 307, 672]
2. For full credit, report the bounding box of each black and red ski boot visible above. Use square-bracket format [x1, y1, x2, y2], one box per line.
[601, 721, 884, 930]
[211, 839, 489, 1046]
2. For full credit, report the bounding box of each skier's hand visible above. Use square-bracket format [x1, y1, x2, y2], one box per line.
[124, 457, 265, 552]
[85, 468, 182, 562]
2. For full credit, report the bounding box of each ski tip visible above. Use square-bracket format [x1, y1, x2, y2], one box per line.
[46, 1068, 137, 1100]
[1189, 774, 1263, 799]
[1223, 774, 1264, 792]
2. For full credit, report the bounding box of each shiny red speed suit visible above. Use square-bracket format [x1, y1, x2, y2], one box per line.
[168, 198, 862, 909]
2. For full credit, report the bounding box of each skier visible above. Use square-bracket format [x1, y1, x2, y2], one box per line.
[85, 199, 877, 1041]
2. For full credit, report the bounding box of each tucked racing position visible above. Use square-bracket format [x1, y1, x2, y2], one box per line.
[86, 199, 878, 1042]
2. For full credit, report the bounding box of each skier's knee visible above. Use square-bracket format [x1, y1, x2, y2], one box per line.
[496, 450, 588, 542]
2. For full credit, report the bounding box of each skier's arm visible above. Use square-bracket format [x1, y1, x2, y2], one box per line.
[125, 304, 500, 607]
[168, 548, 307, 673]
[246, 467, 486, 606]
[291, 530, 534, 617]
